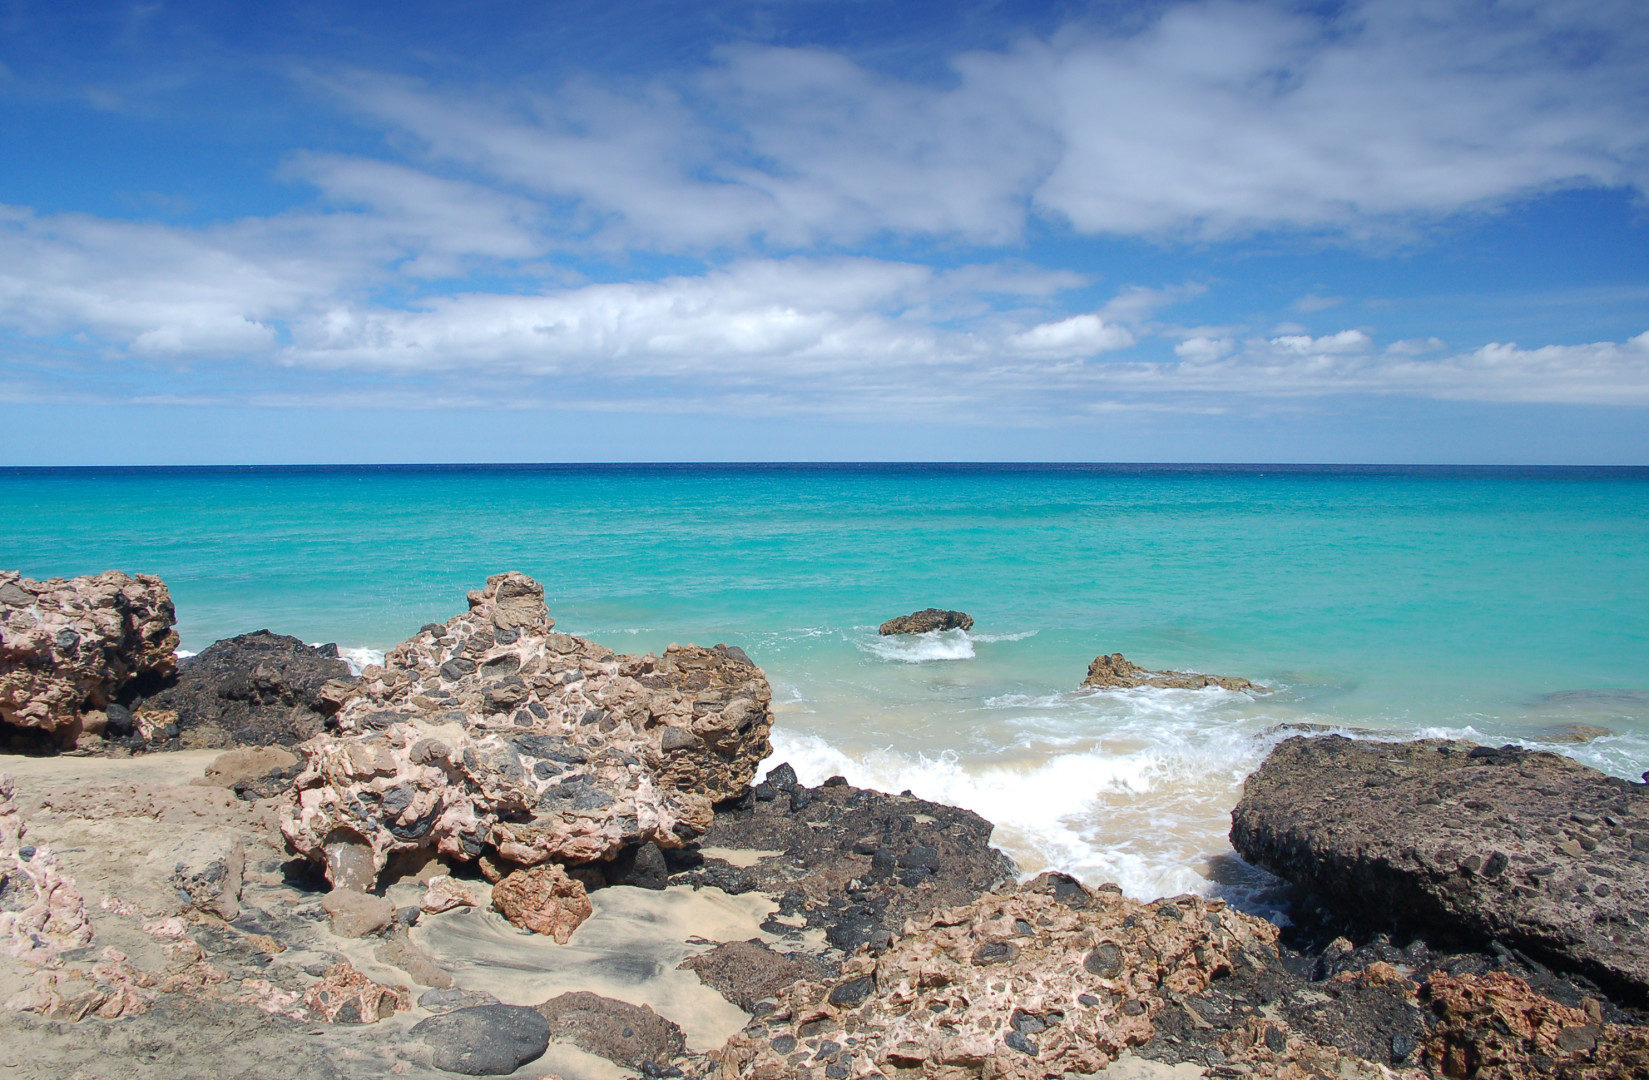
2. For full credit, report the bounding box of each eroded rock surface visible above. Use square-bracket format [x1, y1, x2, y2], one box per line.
[134, 630, 355, 749]
[0, 569, 178, 744]
[1422, 970, 1649, 1079]
[410, 1003, 550, 1075]
[489, 861, 591, 942]
[280, 571, 774, 889]
[1232, 735, 1649, 999]
[1082, 652, 1255, 692]
[0, 772, 93, 965]
[879, 609, 974, 635]
[535, 990, 686, 1071]
[682, 763, 1016, 956]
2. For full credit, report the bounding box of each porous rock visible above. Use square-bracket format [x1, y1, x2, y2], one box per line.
[683, 764, 1016, 955]
[280, 572, 773, 889]
[1232, 735, 1649, 999]
[879, 609, 974, 635]
[489, 862, 592, 942]
[718, 872, 1304, 1080]
[301, 960, 408, 1023]
[411, 1003, 552, 1075]
[1082, 652, 1254, 692]
[1421, 970, 1649, 1079]
[679, 939, 830, 1011]
[0, 569, 178, 743]
[534, 990, 686, 1070]
[133, 630, 354, 749]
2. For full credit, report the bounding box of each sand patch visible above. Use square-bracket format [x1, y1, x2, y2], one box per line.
[412, 884, 776, 1051]
[697, 846, 782, 868]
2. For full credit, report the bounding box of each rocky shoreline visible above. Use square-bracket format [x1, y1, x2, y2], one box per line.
[2, 570, 1646, 1079]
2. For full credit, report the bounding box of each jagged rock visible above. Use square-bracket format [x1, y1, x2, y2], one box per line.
[535, 991, 685, 1071]
[168, 831, 245, 921]
[1232, 735, 1649, 1000]
[878, 609, 974, 635]
[0, 569, 178, 744]
[280, 572, 773, 889]
[1082, 652, 1254, 692]
[411, 1003, 552, 1075]
[420, 874, 478, 914]
[0, 772, 93, 965]
[717, 872, 1310, 1080]
[490, 862, 591, 942]
[1421, 970, 1649, 1078]
[682, 765, 1015, 955]
[301, 960, 408, 1023]
[133, 630, 354, 749]
[679, 939, 831, 1011]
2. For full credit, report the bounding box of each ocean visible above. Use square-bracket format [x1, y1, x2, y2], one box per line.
[4, 464, 1647, 907]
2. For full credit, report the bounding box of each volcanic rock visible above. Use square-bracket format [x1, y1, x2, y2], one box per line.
[717, 872, 1317, 1080]
[0, 569, 178, 744]
[681, 764, 1015, 955]
[0, 772, 93, 965]
[1421, 970, 1649, 1078]
[534, 990, 685, 1071]
[878, 608, 974, 635]
[410, 1003, 552, 1075]
[279, 571, 774, 888]
[167, 831, 245, 920]
[1082, 652, 1254, 692]
[301, 960, 408, 1023]
[489, 861, 592, 942]
[1232, 735, 1649, 999]
[679, 939, 831, 1011]
[133, 630, 354, 749]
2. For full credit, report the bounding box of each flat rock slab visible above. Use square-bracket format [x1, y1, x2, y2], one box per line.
[409, 1003, 550, 1075]
[1232, 735, 1649, 999]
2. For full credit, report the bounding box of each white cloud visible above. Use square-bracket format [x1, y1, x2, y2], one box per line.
[1175, 336, 1234, 362]
[1008, 314, 1133, 358]
[322, 0, 1649, 249]
[1293, 293, 1343, 312]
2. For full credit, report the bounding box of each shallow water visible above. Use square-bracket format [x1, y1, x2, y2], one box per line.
[5, 464, 1646, 902]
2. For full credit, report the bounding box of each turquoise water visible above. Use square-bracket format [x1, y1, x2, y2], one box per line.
[4, 465, 1647, 900]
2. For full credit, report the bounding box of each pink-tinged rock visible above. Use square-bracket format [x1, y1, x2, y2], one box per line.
[0, 772, 94, 966]
[0, 570, 178, 743]
[302, 960, 409, 1023]
[280, 571, 772, 888]
[490, 863, 592, 943]
[420, 874, 478, 914]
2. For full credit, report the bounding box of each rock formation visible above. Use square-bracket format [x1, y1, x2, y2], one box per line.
[279, 571, 774, 893]
[1082, 652, 1254, 692]
[1232, 735, 1649, 999]
[0, 570, 178, 745]
[489, 862, 592, 942]
[0, 773, 93, 965]
[720, 872, 1292, 1080]
[879, 609, 974, 635]
[133, 630, 355, 748]
[682, 763, 1017, 955]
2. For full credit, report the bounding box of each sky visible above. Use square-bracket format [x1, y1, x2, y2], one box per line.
[1, 0, 1647, 464]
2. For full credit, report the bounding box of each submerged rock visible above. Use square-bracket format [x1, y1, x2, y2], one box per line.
[1232, 735, 1649, 999]
[0, 569, 178, 745]
[878, 609, 974, 635]
[280, 571, 774, 889]
[133, 630, 354, 749]
[1081, 652, 1255, 692]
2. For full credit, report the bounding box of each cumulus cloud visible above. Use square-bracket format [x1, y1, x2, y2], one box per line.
[1009, 314, 1133, 358]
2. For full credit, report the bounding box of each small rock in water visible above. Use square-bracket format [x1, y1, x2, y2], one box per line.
[878, 608, 973, 635]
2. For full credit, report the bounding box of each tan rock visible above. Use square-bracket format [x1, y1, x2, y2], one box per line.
[320, 889, 394, 938]
[167, 830, 245, 921]
[420, 874, 478, 914]
[195, 746, 298, 788]
[301, 960, 409, 1023]
[0, 772, 94, 965]
[0, 569, 178, 741]
[490, 863, 591, 943]
[1082, 652, 1255, 692]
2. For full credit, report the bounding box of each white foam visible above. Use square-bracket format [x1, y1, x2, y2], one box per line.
[969, 630, 1039, 643]
[174, 649, 196, 659]
[334, 646, 386, 676]
[858, 628, 976, 663]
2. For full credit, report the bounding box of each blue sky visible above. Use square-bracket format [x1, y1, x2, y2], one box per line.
[1, 0, 1647, 464]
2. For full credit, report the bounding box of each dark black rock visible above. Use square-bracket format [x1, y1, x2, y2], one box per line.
[409, 1004, 550, 1075]
[608, 842, 670, 890]
[128, 630, 354, 748]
